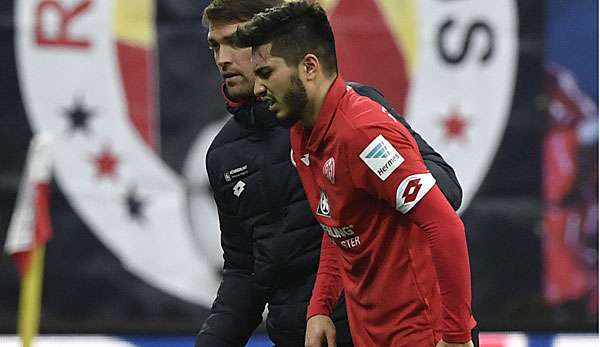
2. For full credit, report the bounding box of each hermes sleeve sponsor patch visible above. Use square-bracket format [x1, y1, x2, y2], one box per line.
[395, 173, 436, 214]
[359, 134, 404, 181]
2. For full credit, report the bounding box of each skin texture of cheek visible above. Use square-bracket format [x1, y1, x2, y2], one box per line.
[286, 73, 308, 116]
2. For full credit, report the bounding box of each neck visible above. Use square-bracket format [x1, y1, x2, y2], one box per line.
[302, 73, 337, 128]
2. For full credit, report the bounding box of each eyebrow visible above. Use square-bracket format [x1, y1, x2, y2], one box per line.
[221, 35, 234, 45]
[207, 35, 234, 47]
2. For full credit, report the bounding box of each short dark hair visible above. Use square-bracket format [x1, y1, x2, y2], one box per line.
[202, 0, 285, 27]
[234, 1, 338, 75]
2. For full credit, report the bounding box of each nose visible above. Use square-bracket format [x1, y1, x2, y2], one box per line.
[254, 81, 266, 98]
[216, 45, 233, 68]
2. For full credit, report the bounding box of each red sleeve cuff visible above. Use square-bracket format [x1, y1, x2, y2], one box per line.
[306, 303, 332, 320]
[442, 331, 473, 344]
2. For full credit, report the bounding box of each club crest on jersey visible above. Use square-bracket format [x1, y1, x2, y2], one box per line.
[359, 135, 404, 181]
[316, 190, 331, 218]
[323, 157, 335, 184]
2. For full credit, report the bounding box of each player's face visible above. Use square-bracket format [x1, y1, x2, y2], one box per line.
[252, 44, 308, 127]
[207, 22, 255, 101]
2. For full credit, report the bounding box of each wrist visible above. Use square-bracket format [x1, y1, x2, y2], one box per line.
[307, 299, 333, 320]
[306, 306, 331, 321]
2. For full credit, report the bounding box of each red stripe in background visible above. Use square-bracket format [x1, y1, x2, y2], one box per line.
[329, 0, 410, 114]
[116, 42, 157, 149]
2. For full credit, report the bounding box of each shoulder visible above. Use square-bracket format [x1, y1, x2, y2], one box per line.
[346, 81, 385, 101]
[205, 116, 247, 177]
[335, 91, 415, 153]
[208, 116, 243, 152]
[336, 90, 401, 137]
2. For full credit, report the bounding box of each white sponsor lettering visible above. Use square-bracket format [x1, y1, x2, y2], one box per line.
[341, 236, 361, 249]
[320, 223, 355, 238]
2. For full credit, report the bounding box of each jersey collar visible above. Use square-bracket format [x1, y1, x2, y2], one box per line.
[306, 76, 347, 152]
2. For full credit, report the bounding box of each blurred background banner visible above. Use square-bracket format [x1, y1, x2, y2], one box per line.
[13, 0, 219, 308]
[0, 0, 597, 338]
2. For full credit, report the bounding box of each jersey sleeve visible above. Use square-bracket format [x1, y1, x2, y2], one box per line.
[344, 113, 436, 214]
[307, 233, 343, 319]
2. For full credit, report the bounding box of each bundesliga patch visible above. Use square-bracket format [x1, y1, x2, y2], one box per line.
[359, 134, 404, 181]
[316, 190, 331, 218]
[395, 173, 435, 214]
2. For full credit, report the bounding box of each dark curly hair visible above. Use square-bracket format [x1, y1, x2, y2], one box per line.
[202, 0, 285, 27]
[234, 1, 337, 75]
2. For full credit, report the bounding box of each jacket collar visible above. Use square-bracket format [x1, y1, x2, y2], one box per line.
[221, 84, 278, 129]
[221, 83, 248, 109]
[306, 76, 347, 152]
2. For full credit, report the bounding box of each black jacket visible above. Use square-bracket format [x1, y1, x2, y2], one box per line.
[196, 83, 462, 347]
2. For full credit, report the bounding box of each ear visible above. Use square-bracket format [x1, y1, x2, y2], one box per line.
[301, 54, 320, 81]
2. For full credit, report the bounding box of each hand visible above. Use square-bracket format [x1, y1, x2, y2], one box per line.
[436, 340, 474, 347]
[305, 314, 336, 347]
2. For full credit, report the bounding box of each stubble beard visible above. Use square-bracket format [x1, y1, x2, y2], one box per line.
[277, 73, 308, 128]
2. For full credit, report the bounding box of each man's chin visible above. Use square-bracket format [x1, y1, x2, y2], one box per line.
[224, 84, 254, 102]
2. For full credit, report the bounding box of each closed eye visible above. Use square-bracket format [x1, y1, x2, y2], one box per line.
[255, 67, 272, 79]
[207, 39, 219, 51]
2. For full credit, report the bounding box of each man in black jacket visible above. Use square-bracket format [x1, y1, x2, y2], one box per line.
[196, 1, 463, 346]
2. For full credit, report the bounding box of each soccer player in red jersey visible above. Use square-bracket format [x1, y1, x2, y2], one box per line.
[234, 2, 477, 347]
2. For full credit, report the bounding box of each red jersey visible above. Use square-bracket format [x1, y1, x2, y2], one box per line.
[290, 77, 476, 346]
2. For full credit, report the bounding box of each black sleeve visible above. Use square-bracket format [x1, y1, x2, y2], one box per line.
[349, 82, 463, 210]
[196, 152, 265, 347]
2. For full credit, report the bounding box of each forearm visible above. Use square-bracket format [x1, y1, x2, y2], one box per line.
[408, 185, 474, 343]
[307, 233, 343, 319]
[197, 210, 262, 345]
[196, 270, 265, 347]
